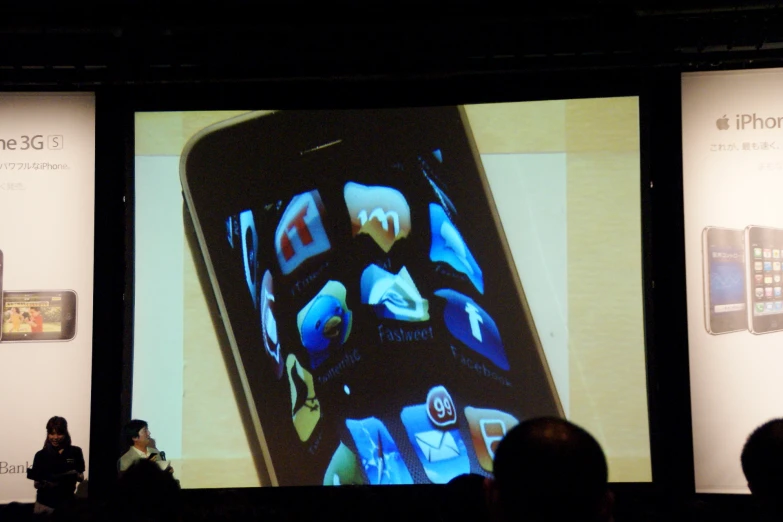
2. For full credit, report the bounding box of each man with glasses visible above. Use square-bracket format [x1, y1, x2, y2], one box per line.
[118, 419, 172, 475]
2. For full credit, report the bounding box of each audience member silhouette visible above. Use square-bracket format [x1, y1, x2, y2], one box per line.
[105, 458, 181, 522]
[491, 417, 612, 522]
[741, 418, 783, 519]
[442, 473, 492, 521]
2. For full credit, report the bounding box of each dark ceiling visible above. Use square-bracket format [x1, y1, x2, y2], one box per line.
[2, 1, 783, 85]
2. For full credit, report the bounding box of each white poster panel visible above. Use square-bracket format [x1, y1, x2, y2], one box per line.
[0, 93, 95, 503]
[684, 69, 783, 494]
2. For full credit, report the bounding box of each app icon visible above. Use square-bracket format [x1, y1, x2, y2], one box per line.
[260, 270, 283, 379]
[776, 287, 781, 297]
[401, 403, 469, 484]
[756, 288, 764, 298]
[775, 275, 781, 283]
[434, 289, 508, 370]
[774, 250, 780, 258]
[755, 248, 763, 258]
[756, 274, 764, 284]
[765, 262, 773, 271]
[756, 262, 763, 271]
[297, 281, 353, 369]
[226, 216, 234, 248]
[766, 302, 774, 311]
[464, 407, 520, 472]
[766, 287, 774, 298]
[240, 210, 259, 306]
[756, 303, 765, 313]
[776, 301, 783, 311]
[346, 417, 413, 485]
[429, 203, 484, 294]
[324, 442, 367, 486]
[286, 354, 320, 442]
[426, 385, 457, 428]
[360, 264, 429, 322]
[275, 190, 331, 275]
[764, 249, 772, 258]
[344, 182, 411, 253]
[764, 276, 772, 285]
[775, 262, 781, 271]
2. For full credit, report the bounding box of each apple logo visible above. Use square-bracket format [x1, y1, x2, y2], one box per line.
[716, 115, 730, 130]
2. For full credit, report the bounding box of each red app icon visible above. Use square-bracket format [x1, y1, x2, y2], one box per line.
[464, 407, 519, 472]
[426, 386, 457, 428]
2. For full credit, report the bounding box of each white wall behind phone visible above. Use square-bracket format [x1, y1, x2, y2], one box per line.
[683, 69, 783, 493]
[0, 93, 95, 503]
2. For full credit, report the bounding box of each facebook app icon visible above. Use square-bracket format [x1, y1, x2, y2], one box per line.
[434, 289, 509, 371]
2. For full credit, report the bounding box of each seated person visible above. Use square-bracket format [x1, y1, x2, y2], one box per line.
[490, 417, 613, 522]
[741, 418, 783, 518]
[118, 419, 171, 475]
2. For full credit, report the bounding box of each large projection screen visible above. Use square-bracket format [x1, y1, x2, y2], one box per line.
[684, 68, 783, 494]
[0, 93, 95, 503]
[132, 99, 650, 488]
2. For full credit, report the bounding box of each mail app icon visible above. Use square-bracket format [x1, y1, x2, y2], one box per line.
[401, 404, 469, 484]
[414, 430, 460, 462]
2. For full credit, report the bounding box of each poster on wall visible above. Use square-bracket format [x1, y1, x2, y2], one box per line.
[683, 69, 783, 494]
[132, 99, 651, 488]
[0, 93, 95, 503]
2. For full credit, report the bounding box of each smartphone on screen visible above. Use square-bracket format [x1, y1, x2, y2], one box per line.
[180, 108, 562, 487]
[745, 226, 783, 334]
[702, 227, 747, 334]
[1, 290, 77, 342]
[0, 250, 3, 341]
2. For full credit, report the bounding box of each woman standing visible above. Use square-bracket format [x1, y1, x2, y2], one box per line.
[28, 416, 85, 515]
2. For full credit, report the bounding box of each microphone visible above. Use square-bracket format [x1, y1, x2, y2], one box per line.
[159, 451, 166, 461]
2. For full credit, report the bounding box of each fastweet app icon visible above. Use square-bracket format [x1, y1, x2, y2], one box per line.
[429, 204, 484, 294]
[275, 190, 331, 275]
[286, 354, 321, 442]
[401, 403, 469, 484]
[240, 210, 259, 306]
[260, 270, 284, 379]
[297, 281, 353, 369]
[435, 289, 508, 370]
[344, 182, 411, 253]
[360, 264, 429, 322]
[464, 407, 519, 472]
[346, 417, 413, 485]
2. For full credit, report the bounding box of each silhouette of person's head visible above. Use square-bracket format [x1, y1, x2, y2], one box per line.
[111, 459, 181, 522]
[491, 417, 611, 522]
[742, 418, 783, 509]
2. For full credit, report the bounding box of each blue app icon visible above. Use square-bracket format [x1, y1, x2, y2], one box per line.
[434, 289, 509, 371]
[345, 417, 413, 485]
[429, 204, 484, 294]
[297, 281, 353, 369]
[401, 404, 469, 484]
[765, 261, 773, 271]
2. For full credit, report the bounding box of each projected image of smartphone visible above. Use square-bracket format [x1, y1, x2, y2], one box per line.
[745, 226, 783, 334]
[702, 227, 747, 334]
[1, 290, 77, 342]
[181, 108, 562, 486]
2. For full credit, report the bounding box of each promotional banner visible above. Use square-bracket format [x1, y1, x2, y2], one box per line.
[684, 69, 783, 493]
[133, 99, 650, 487]
[0, 93, 95, 503]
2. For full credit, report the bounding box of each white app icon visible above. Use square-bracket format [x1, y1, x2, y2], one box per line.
[413, 430, 461, 462]
[360, 265, 429, 321]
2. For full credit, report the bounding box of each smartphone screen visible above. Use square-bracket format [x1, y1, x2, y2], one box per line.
[0, 250, 3, 341]
[1, 291, 77, 342]
[702, 228, 747, 334]
[182, 108, 561, 486]
[746, 226, 783, 334]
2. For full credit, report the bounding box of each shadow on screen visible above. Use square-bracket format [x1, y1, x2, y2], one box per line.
[183, 201, 270, 487]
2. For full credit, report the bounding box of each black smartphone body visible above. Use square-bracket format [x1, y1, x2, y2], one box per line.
[745, 226, 783, 334]
[702, 227, 747, 334]
[1, 290, 77, 342]
[181, 108, 562, 486]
